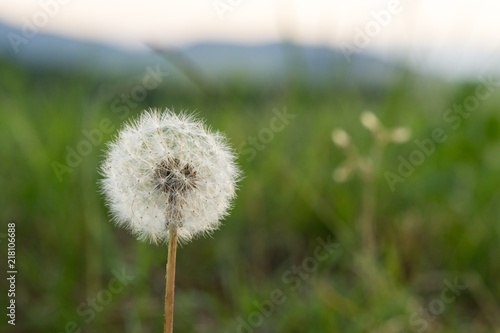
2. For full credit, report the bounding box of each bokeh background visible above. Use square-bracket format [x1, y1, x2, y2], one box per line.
[1, 1, 500, 332]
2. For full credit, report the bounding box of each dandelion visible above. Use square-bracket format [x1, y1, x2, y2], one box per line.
[100, 108, 240, 333]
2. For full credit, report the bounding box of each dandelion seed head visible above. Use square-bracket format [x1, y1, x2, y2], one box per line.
[100, 108, 241, 244]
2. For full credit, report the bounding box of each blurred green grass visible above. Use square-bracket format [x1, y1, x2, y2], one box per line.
[1, 57, 500, 333]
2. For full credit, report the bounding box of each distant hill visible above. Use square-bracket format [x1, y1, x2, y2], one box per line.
[0, 21, 402, 87]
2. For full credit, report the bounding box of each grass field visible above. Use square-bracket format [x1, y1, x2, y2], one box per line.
[1, 54, 500, 333]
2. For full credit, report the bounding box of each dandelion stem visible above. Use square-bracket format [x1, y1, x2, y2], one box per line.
[164, 226, 178, 333]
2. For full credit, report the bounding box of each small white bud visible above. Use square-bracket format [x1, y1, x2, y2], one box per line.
[332, 164, 353, 182]
[331, 129, 351, 148]
[360, 111, 380, 132]
[390, 127, 411, 143]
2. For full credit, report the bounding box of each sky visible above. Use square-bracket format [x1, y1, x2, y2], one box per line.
[0, 0, 499, 78]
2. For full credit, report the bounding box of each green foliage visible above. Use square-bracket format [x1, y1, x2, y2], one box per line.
[1, 57, 499, 333]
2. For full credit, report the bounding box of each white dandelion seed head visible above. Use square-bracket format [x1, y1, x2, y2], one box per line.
[100, 108, 241, 244]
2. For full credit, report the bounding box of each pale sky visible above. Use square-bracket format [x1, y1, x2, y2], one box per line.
[1, 0, 499, 77]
